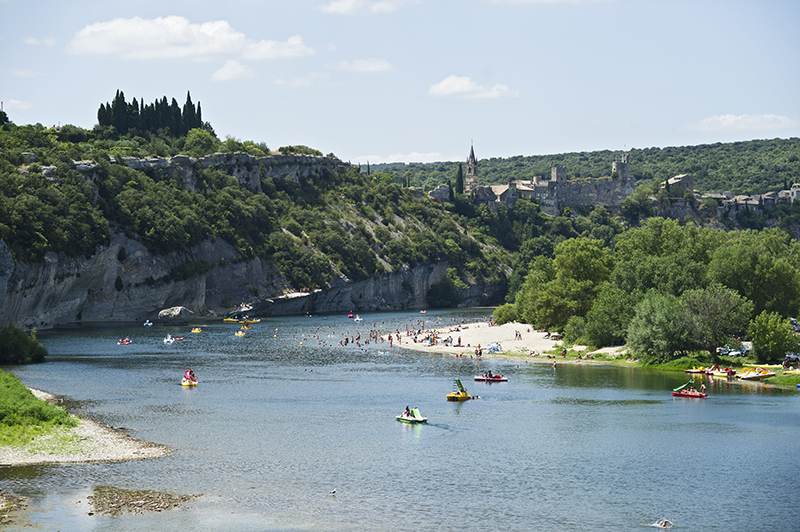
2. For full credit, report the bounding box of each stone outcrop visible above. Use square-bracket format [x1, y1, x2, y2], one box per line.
[158, 306, 195, 325]
[72, 153, 350, 195]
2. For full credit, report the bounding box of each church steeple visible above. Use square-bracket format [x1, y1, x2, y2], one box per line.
[465, 144, 478, 193]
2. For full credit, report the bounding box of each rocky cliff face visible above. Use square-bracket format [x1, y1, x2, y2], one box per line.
[0, 236, 500, 330]
[0, 233, 281, 330]
[74, 152, 349, 194]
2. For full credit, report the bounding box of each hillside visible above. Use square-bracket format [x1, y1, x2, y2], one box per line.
[0, 113, 518, 328]
[371, 138, 800, 196]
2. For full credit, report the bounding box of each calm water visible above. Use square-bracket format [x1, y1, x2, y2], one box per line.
[2, 310, 799, 531]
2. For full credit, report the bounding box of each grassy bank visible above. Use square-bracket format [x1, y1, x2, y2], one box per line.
[0, 371, 77, 446]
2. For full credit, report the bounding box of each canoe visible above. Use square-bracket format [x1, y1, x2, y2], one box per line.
[474, 374, 508, 382]
[672, 390, 707, 398]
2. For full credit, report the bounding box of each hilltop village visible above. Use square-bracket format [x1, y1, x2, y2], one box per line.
[427, 146, 800, 220]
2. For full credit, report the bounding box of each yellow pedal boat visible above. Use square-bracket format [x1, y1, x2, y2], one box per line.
[446, 379, 472, 401]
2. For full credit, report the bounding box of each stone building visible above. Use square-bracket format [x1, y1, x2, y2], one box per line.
[462, 148, 636, 215]
[464, 145, 479, 194]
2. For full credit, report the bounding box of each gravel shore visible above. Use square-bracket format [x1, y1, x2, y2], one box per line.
[0, 388, 172, 467]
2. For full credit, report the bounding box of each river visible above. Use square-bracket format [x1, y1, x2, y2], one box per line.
[2, 310, 799, 531]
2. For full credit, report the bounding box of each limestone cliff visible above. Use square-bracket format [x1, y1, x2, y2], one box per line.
[0, 235, 499, 330]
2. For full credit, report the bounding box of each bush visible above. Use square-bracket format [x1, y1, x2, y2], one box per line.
[0, 326, 48, 364]
[493, 303, 517, 325]
[563, 315, 586, 345]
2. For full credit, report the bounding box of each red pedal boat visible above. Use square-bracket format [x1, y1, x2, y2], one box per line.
[474, 373, 507, 382]
[672, 390, 707, 398]
[672, 380, 707, 398]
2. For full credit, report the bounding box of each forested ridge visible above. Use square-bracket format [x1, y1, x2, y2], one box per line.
[3, 95, 800, 364]
[372, 138, 800, 196]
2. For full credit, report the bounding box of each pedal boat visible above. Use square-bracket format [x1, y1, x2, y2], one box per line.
[181, 377, 198, 387]
[474, 373, 507, 382]
[672, 390, 708, 398]
[672, 381, 707, 398]
[736, 366, 776, 380]
[446, 379, 472, 401]
[396, 408, 427, 424]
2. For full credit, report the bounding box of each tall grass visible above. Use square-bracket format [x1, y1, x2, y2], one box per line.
[0, 371, 76, 446]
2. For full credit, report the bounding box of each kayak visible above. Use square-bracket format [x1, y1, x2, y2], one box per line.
[474, 374, 507, 382]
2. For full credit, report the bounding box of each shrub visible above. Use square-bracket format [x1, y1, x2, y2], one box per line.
[0, 325, 48, 364]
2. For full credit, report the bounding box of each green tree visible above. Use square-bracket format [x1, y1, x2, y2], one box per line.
[184, 128, 219, 158]
[706, 229, 800, 318]
[626, 291, 691, 361]
[748, 311, 799, 364]
[680, 284, 753, 363]
[584, 284, 639, 347]
[455, 163, 464, 195]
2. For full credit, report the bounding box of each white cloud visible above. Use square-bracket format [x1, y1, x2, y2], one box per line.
[684, 113, 800, 133]
[212, 60, 254, 81]
[244, 36, 314, 59]
[336, 58, 393, 72]
[320, 0, 419, 15]
[274, 72, 341, 88]
[67, 16, 313, 61]
[11, 69, 43, 78]
[23, 37, 56, 46]
[355, 151, 444, 164]
[429, 75, 519, 99]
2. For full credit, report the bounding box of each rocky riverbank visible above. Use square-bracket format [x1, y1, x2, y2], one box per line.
[0, 388, 171, 467]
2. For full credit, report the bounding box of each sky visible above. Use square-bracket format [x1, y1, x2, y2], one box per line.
[1, 0, 799, 165]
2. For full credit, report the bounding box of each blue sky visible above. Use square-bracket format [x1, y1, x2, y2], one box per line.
[2, 0, 798, 165]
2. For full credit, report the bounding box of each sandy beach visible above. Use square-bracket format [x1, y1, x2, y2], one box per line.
[0, 388, 171, 467]
[390, 320, 626, 362]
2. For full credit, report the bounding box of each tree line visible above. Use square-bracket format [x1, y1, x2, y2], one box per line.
[494, 217, 800, 364]
[371, 138, 800, 196]
[97, 90, 205, 138]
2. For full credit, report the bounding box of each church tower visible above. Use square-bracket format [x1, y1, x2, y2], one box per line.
[465, 145, 478, 193]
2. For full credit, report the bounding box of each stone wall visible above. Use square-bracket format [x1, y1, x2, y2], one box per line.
[558, 175, 636, 213]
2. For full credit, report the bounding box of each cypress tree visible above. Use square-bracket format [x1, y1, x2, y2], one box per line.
[170, 98, 181, 136]
[111, 90, 128, 134]
[455, 163, 464, 195]
[183, 91, 195, 133]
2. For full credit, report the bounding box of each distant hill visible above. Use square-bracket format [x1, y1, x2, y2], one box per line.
[371, 138, 800, 196]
